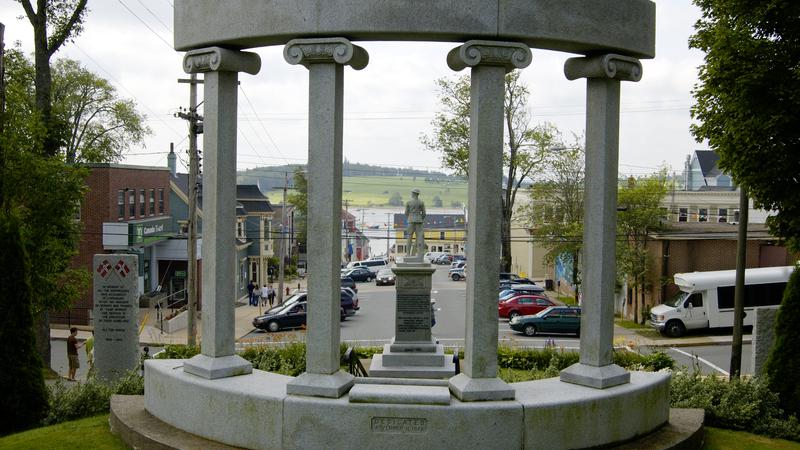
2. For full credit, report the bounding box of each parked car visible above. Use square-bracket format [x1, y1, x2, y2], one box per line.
[499, 284, 546, 299]
[342, 266, 375, 282]
[499, 272, 520, 281]
[432, 254, 453, 265]
[509, 306, 581, 337]
[254, 291, 354, 331]
[346, 258, 389, 274]
[340, 288, 359, 313]
[450, 267, 466, 281]
[498, 294, 563, 319]
[253, 301, 308, 332]
[376, 268, 396, 286]
[450, 261, 466, 269]
[340, 276, 357, 293]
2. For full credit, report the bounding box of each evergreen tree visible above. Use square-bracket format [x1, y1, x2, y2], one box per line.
[0, 208, 49, 434]
[765, 269, 800, 416]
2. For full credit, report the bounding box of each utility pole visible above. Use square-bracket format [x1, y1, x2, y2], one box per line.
[730, 188, 749, 379]
[177, 74, 203, 347]
[343, 197, 351, 263]
[386, 212, 392, 258]
[278, 172, 288, 303]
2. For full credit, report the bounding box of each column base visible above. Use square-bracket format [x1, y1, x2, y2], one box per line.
[449, 373, 515, 402]
[286, 370, 354, 398]
[183, 354, 253, 380]
[560, 362, 630, 389]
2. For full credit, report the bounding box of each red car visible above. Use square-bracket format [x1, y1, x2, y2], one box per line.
[498, 295, 562, 319]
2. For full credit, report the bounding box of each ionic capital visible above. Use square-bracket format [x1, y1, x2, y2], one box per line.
[183, 47, 261, 75]
[447, 40, 532, 73]
[564, 54, 642, 82]
[283, 38, 369, 70]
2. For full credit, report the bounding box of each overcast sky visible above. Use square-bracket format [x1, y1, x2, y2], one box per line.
[1, 1, 707, 178]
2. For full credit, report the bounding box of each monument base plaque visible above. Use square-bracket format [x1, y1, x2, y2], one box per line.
[369, 260, 455, 379]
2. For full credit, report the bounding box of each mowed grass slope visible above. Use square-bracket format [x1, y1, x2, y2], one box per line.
[267, 175, 468, 207]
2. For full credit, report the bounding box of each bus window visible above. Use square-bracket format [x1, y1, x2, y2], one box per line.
[717, 282, 787, 309]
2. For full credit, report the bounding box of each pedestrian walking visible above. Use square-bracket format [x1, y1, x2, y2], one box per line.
[268, 284, 276, 307]
[252, 285, 261, 307]
[247, 280, 255, 306]
[260, 284, 269, 307]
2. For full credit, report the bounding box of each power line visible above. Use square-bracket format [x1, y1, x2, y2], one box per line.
[116, 0, 173, 50]
[239, 85, 291, 165]
[134, 0, 172, 33]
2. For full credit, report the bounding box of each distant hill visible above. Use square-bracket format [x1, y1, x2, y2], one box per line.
[237, 162, 467, 207]
[237, 162, 462, 190]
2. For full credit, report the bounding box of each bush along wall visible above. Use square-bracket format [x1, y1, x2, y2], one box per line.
[671, 371, 800, 442]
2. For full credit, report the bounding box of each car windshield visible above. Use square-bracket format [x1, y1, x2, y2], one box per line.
[663, 291, 689, 308]
[378, 269, 393, 276]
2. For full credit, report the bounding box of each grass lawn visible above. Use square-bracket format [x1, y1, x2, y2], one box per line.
[0, 415, 126, 450]
[615, 318, 664, 340]
[704, 426, 800, 449]
[267, 175, 468, 207]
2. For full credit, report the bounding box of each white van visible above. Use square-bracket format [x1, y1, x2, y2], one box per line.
[650, 266, 794, 337]
[346, 258, 389, 274]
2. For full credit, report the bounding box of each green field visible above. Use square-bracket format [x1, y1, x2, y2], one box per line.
[267, 175, 468, 208]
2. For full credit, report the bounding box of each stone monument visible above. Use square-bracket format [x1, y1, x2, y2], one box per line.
[368, 190, 455, 378]
[134, 3, 684, 449]
[93, 254, 139, 381]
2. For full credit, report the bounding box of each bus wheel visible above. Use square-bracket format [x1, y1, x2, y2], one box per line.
[665, 320, 685, 338]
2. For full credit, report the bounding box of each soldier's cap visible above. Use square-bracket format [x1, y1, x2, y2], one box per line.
[411, 188, 420, 194]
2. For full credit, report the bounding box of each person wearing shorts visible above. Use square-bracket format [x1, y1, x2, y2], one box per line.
[66, 327, 83, 381]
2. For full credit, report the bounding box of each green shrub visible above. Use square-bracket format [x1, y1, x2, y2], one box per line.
[44, 378, 114, 426]
[153, 344, 200, 360]
[43, 371, 144, 426]
[766, 268, 800, 417]
[613, 349, 674, 371]
[240, 343, 307, 376]
[671, 372, 800, 441]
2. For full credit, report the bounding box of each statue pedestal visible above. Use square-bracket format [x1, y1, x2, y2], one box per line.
[369, 260, 455, 379]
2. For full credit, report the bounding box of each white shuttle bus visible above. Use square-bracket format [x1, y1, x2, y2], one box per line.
[650, 265, 794, 337]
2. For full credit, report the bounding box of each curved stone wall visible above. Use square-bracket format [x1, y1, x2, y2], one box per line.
[145, 360, 670, 450]
[174, 0, 655, 58]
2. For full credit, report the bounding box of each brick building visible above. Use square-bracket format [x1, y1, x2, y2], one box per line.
[620, 222, 796, 320]
[56, 164, 174, 325]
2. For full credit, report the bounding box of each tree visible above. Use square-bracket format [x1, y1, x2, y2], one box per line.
[0, 207, 50, 435]
[286, 168, 307, 251]
[690, 0, 800, 251]
[18, 0, 89, 156]
[765, 268, 800, 416]
[616, 172, 669, 324]
[5, 49, 149, 163]
[691, 0, 800, 412]
[522, 140, 584, 302]
[421, 71, 557, 271]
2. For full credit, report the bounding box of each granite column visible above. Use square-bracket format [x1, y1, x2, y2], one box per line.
[560, 54, 642, 389]
[182, 47, 261, 379]
[283, 38, 369, 398]
[446, 40, 531, 401]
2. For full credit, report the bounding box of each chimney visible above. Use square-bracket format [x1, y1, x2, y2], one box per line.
[168, 142, 176, 176]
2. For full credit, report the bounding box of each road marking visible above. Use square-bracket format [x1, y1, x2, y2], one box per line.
[670, 347, 729, 376]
